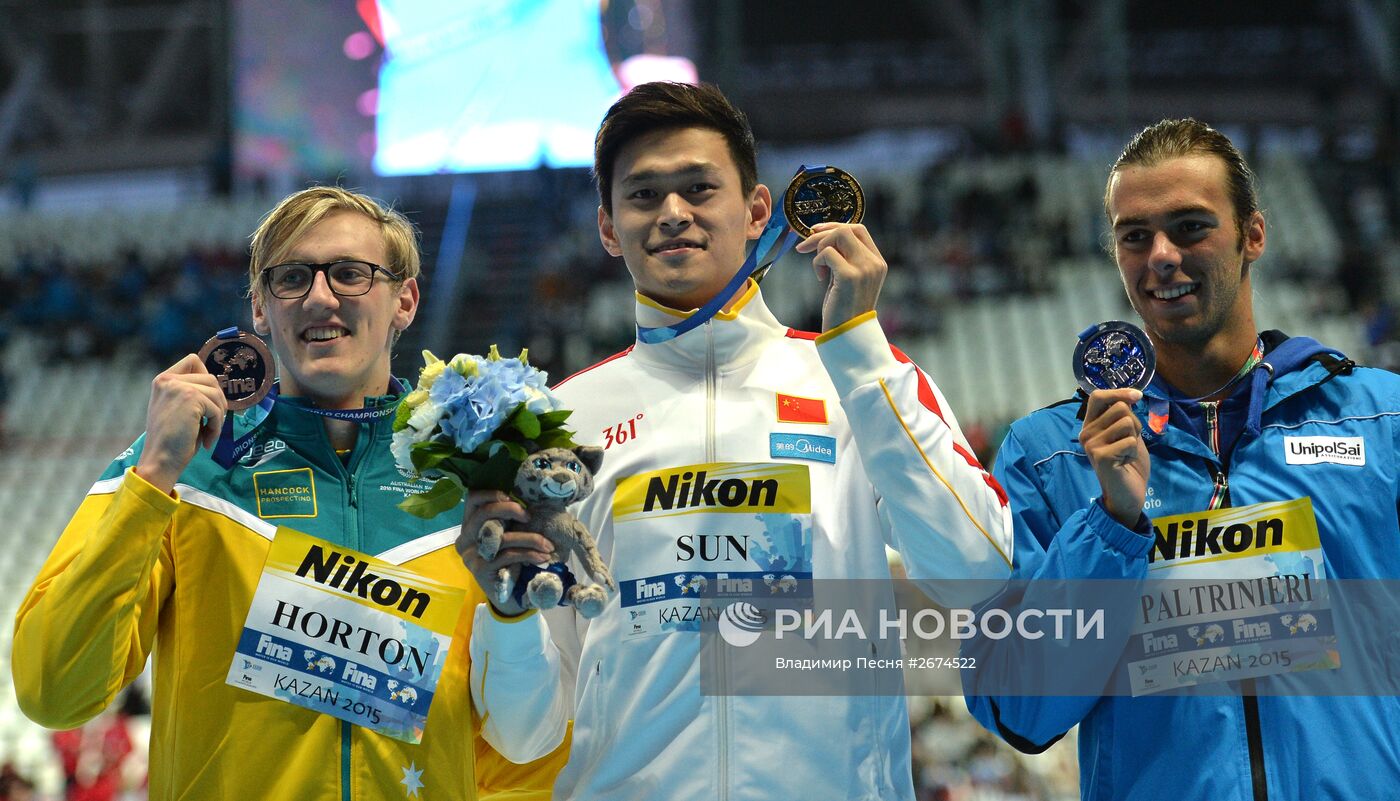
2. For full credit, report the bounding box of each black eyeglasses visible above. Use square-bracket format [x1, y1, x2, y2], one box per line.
[261, 260, 401, 299]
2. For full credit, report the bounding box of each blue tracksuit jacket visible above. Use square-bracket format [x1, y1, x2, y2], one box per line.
[964, 332, 1400, 801]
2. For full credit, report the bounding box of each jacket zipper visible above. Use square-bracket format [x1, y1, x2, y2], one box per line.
[1202, 402, 1228, 512]
[1201, 400, 1267, 801]
[705, 321, 717, 463]
[705, 321, 728, 800]
[330, 421, 366, 798]
[1198, 403, 1220, 464]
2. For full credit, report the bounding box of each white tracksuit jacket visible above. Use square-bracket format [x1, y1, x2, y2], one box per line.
[469, 281, 1014, 801]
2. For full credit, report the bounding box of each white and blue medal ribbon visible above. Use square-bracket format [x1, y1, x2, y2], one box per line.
[206, 322, 406, 468]
[211, 387, 278, 468]
[211, 384, 406, 468]
[634, 164, 830, 345]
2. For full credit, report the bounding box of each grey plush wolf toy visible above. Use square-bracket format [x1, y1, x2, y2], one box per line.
[476, 445, 615, 618]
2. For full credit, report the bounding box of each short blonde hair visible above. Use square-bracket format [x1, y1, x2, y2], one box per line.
[248, 186, 420, 298]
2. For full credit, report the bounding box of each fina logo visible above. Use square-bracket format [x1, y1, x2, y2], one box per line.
[718, 602, 767, 647]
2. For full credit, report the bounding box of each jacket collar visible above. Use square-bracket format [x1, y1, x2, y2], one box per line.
[630, 279, 786, 371]
[255, 380, 406, 443]
[1136, 331, 1348, 454]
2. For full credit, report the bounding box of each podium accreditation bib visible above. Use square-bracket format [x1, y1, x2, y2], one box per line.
[226, 528, 467, 743]
[1126, 497, 1339, 695]
[612, 462, 815, 639]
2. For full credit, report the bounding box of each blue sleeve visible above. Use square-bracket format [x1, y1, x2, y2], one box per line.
[961, 426, 1154, 751]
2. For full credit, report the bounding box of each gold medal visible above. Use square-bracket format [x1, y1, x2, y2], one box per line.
[783, 166, 865, 237]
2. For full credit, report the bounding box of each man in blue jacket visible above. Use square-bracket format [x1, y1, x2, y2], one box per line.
[965, 118, 1400, 800]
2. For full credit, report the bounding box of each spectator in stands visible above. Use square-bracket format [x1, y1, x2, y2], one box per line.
[12, 186, 563, 800]
[37, 260, 92, 361]
[964, 118, 1400, 799]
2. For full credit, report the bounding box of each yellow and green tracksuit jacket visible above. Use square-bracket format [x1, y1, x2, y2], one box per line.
[12, 390, 567, 800]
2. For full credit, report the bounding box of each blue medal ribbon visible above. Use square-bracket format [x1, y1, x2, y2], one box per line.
[634, 164, 829, 345]
[1143, 336, 1266, 436]
[207, 323, 406, 468]
[211, 390, 277, 468]
[211, 383, 406, 469]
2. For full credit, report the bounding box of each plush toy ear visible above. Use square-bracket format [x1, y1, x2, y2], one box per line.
[573, 445, 604, 475]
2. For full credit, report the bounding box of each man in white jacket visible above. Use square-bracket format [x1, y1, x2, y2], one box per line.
[462, 81, 1014, 801]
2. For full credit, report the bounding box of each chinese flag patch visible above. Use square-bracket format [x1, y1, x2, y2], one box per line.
[776, 393, 828, 424]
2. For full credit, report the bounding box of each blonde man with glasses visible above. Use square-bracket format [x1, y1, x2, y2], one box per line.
[14, 186, 565, 800]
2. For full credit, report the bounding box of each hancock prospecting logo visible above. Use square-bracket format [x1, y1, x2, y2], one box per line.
[718, 602, 767, 647]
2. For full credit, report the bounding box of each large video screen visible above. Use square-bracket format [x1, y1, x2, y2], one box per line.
[235, 0, 698, 182]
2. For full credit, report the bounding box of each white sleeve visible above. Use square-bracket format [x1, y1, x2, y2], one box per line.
[468, 603, 568, 764]
[816, 312, 1014, 605]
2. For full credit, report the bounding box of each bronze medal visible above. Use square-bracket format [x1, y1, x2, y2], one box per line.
[199, 330, 274, 411]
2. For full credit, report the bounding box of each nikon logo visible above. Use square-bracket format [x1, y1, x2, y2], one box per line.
[1150, 517, 1284, 563]
[1284, 436, 1364, 466]
[295, 545, 430, 618]
[643, 470, 778, 512]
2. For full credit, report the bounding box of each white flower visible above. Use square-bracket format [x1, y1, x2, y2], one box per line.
[390, 432, 417, 475]
[407, 398, 445, 432]
[390, 415, 439, 475]
[449, 353, 481, 376]
[418, 361, 446, 391]
[523, 384, 561, 415]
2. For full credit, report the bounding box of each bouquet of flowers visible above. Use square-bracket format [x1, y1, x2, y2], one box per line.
[391, 346, 579, 518]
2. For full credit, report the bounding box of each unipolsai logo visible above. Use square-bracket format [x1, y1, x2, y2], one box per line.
[718, 602, 767, 647]
[1283, 436, 1364, 466]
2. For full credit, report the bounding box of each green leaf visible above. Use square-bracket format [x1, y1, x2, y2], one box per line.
[442, 455, 482, 477]
[410, 440, 456, 471]
[457, 448, 519, 492]
[538, 409, 572, 426]
[392, 401, 414, 432]
[476, 457, 520, 491]
[534, 429, 575, 450]
[414, 440, 456, 457]
[397, 474, 464, 519]
[511, 406, 541, 439]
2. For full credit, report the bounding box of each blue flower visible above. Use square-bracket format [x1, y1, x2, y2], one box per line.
[404, 351, 561, 457]
[428, 367, 469, 407]
[441, 403, 498, 453]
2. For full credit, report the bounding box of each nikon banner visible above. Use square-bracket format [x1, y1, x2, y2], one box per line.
[612, 461, 814, 640]
[1128, 498, 1335, 695]
[226, 527, 467, 743]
